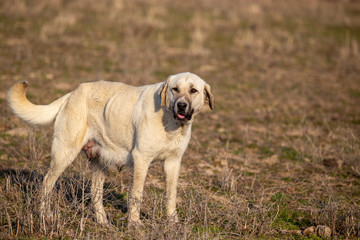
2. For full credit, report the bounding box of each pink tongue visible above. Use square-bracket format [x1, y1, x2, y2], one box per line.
[177, 114, 185, 119]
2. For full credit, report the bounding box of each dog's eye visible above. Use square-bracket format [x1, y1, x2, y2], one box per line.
[172, 87, 179, 93]
[190, 88, 198, 94]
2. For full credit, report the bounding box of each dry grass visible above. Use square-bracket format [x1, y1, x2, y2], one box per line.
[0, 0, 360, 239]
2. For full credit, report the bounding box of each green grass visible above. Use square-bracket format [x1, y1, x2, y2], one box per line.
[324, 25, 360, 43]
[271, 193, 313, 231]
[279, 147, 304, 162]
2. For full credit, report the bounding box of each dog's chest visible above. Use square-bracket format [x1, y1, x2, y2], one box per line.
[157, 129, 191, 158]
[167, 133, 185, 148]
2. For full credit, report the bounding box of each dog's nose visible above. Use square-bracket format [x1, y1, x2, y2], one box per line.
[177, 102, 187, 111]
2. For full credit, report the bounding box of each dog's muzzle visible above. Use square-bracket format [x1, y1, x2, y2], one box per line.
[173, 101, 193, 122]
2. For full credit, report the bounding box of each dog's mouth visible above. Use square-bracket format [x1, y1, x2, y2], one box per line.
[173, 109, 193, 122]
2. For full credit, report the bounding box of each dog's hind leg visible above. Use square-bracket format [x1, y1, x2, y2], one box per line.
[40, 137, 80, 227]
[90, 163, 108, 225]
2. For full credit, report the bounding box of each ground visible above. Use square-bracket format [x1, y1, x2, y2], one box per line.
[0, 0, 359, 239]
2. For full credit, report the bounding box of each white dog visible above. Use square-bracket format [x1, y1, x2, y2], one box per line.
[7, 72, 214, 225]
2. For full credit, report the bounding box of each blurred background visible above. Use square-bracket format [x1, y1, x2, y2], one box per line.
[0, 0, 359, 238]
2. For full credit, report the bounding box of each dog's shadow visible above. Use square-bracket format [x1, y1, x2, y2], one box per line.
[0, 168, 127, 213]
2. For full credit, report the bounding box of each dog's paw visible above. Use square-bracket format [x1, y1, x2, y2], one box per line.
[96, 216, 109, 226]
[127, 220, 146, 239]
[128, 218, 143, 228]
[167, 210, 179, 222]
[167, 213, 179, 224]
[39, 201, 53, 222]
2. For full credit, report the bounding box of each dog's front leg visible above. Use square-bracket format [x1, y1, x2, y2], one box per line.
[128, 150, 151, 224]
[164, 157, 181, 222]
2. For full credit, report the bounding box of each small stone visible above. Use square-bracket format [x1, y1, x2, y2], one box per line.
[323, 158, 338, 168]
[303, 226, 316, 236]
[316, 225, 331, 237]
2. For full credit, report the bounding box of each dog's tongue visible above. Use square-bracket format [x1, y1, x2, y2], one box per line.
[177, 114, 185, 119]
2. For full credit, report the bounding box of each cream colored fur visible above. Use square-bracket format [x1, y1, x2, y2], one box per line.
[7, 72, 214, 225]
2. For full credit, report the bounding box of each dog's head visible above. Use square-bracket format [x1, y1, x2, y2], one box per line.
[159, 72, 214, 123]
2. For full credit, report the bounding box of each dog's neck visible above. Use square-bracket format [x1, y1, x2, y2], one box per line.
[161, 107, 192, 135]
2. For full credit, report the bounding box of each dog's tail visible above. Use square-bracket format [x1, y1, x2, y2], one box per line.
[7, 81, 71, 126]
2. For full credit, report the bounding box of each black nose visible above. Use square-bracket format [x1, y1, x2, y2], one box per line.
[177, 102, 187, 110]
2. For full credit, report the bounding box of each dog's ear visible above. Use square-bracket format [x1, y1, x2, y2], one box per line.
[159, 75, 172, 107]
[204, 83, 214, 110]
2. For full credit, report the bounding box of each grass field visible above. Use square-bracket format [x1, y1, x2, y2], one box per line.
[0, 0, 360, 239]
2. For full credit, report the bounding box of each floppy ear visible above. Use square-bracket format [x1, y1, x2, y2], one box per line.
[158, 76, 172, 107]
[204, 83, 214, 110]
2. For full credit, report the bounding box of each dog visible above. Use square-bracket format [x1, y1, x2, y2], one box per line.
[7, 72, 214, 225]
